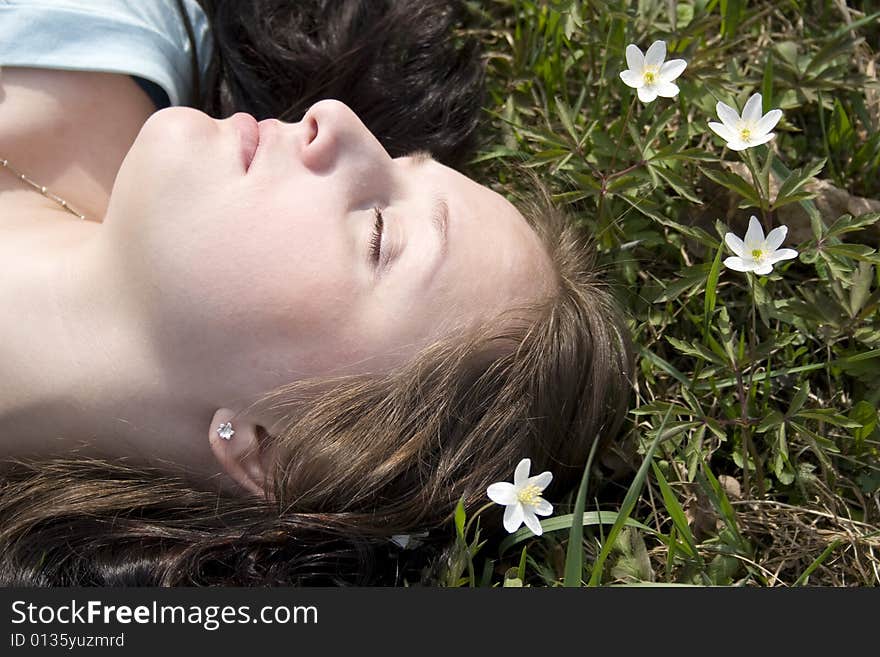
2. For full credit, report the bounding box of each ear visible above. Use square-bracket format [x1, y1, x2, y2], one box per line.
[208, 408, 276, 502]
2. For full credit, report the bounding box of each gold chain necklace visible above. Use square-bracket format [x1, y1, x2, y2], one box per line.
[0, 157, 88, 221]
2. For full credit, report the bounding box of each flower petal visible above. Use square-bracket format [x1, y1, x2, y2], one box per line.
[625, 44, 644, 73]
[487, 482, 517, 506]
[725, 139, 751, 151]
[645, 40, 666, 67]
[528, 471, 553, 490]
[637, 85, 658, 103]
[767, 248, 798, 264]
[659, 58, 687, 82]
[723, 256, 756, 272]
[522, 509, 543, 536]
[619, 69, 644, 88]
[503, 503, 524, 533]
[655, 81, 680, 98]
[513, 458, 531, 486]
[764, 225, 788, 252]
[755, 108, 782, 135]
[708, 121, 737, 144]
[742, 93, 763, 123]
[744, 216, 765, 248]
[724, 232, 747, 257]
[754, 262, 774, 275]
[715, 101, 742, 130]
[533, 498, 553, 516]
[748, 132, 775, 147]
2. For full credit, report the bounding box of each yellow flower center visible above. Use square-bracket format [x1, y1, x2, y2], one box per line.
[643, 70, 656, 84]
[517, 484, 543, 507]
[739, 127, 752, 142]
[751, 249, 764, 260]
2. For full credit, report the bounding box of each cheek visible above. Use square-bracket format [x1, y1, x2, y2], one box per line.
[139, 202, 360, 357]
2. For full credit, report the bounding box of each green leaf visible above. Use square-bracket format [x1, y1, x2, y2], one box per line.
[701, 167, 762, 206]
[641, 106, 678, 154]
[650, 146, 717, 162]
[795, 409, 863, 428]
[666, 336, 727, 367]
[554, 95, 580, 147]
[638, 347, 692, 388]
[651, 164, 703, 204]
[773, 424, 795, 486]
[824, 244, 877, 261]
[794, 540, 844, 586]
[769, 158, 826, 237]
[804, 34, 857, 76]
[829, 10, 880, 39]
[756, 410, 785, 433]
[652, 271, 707, 304]
[827, 212, 880, 238]
[498, 510, 654, 555]
[517, 545, 528, 582]
[703, 242, 723, 342]
[849, 262, 873, 316]
[849, 401, 878, 448]
[698, 463, 748, 552]
[651, 216, 720, 250]
[651, 461, 700, 561]
[454, 497, 466, 539]
[772, 159, 826, 209]
[719, 0, 744, 39]
[789, 382, 810, 416]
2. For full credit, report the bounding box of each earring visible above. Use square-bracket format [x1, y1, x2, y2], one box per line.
[217, 421, 235, 441]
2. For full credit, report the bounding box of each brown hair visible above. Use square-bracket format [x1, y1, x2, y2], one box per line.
[0, 183, 633, 586]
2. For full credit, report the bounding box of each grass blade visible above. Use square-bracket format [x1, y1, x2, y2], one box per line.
[587, 406, 674, 586]
[703, 242, 723, 343]
[563, 436, 600, 587]
[651, 460, 700, 560]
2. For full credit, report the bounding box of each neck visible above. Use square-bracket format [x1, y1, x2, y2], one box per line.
[0, 209, 223, 487]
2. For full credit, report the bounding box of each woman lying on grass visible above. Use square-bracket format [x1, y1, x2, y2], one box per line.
[0, 0, 632, 585]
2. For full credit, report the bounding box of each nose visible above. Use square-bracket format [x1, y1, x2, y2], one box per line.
[299, 100, 391, 179]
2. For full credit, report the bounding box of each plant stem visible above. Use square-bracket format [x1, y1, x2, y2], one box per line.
[746, 276, 766, 495]
[596, 96, 637, 245]
[609, 95, 637, 173]
[743, 149, 770, 231]
[464, 501, 496, 538]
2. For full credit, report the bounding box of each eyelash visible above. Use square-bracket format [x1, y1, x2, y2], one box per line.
[369, 206, 384, 263]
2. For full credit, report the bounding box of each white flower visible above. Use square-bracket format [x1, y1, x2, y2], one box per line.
[724, 216, 798, 275]
[619, 40, 687, 103]
[486, 458, 553, 536]
[708, 93, 783, 151]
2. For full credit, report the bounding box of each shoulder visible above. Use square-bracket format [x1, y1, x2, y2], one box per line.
[0, 68, 156, 220]
[0, 0, 214, 107]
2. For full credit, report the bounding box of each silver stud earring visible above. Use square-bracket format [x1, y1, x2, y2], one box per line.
[217, 421, 235, 441]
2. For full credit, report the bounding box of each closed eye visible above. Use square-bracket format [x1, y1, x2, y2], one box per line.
[369, 206, 384, 263]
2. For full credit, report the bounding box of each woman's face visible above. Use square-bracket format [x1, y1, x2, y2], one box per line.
[102, 100, 554, 406]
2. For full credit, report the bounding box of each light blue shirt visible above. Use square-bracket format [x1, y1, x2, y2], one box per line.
[0, 0, 214, 107]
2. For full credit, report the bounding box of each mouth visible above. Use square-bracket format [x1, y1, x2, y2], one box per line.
[230, 112, 260, 172]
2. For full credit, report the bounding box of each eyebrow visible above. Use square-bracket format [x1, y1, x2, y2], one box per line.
[406, 150, 449, 261]
[406, 149, 434, 165]
[431, 194, 449, 259]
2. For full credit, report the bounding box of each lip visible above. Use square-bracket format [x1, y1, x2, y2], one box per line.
[230, 112, 260, 172]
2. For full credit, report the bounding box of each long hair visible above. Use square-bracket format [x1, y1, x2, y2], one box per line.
[194, 0, 486, 169]
[0, 179, 634, 586]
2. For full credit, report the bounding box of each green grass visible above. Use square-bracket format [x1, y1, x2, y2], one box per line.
[435, 0, 880, 587]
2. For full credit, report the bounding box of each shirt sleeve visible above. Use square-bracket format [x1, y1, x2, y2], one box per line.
[0, 0, 214, 107]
